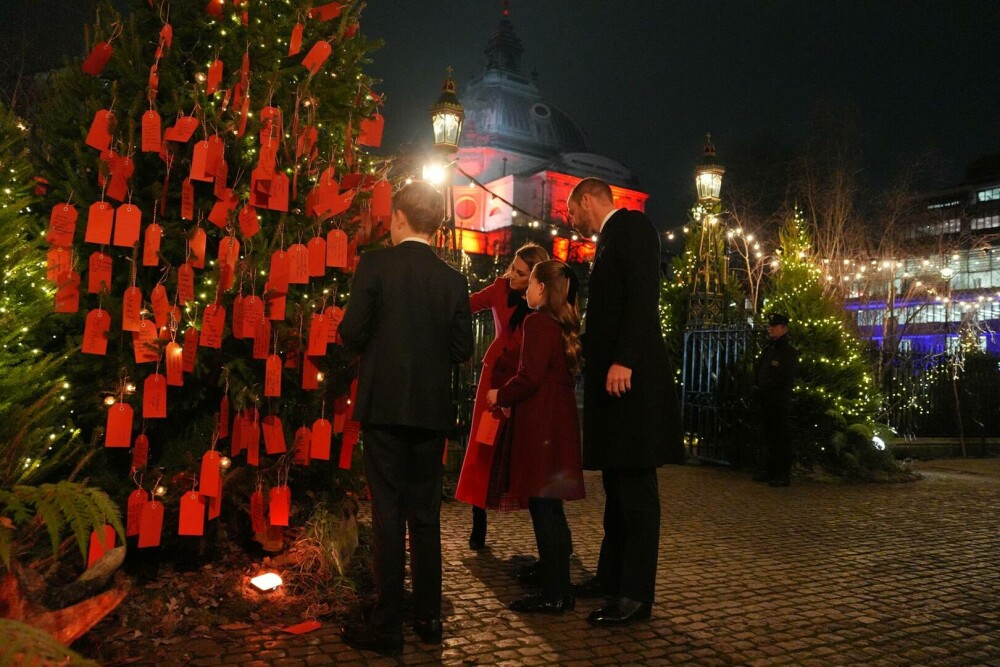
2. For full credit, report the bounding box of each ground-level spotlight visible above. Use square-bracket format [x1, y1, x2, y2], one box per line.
[251, 572, 283, 591]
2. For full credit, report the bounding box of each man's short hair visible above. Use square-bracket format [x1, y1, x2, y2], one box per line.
[569, 177, 613, 204]
[393, 181, 445, 235]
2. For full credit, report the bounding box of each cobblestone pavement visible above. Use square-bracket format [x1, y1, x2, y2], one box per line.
[134, 459, 1000, 666]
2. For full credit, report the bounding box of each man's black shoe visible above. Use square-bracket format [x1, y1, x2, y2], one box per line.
[573, 575, 608, 599]
[508, 593, 575, 614]
[412, 619, 442, 644]
[769, 478, 790, 487]
[586, 596, 652, 626]
[341, 622, 403, 657]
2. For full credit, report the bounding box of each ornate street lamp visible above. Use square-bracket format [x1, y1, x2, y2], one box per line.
[429, 66, 464, 152]
[686, 134, 729, 328]
[695, 134, 725, 204]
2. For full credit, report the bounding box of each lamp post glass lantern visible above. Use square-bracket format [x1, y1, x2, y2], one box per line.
[430, 66, 464, 151]
[695, 134, 725, 203]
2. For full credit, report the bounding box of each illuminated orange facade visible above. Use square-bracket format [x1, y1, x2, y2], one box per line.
[449, 18, 649, 259]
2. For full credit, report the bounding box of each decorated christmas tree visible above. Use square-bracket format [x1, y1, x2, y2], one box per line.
[764, 210, 889, 471]
[30, 0, 391, 551]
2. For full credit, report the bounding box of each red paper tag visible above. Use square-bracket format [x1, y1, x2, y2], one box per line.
[143, 374, 167, 418]
[142, 110, 162, 153]
[87, 524, 116, 568]
[359, 114, 385, 149]
[288, 243, 309, 284]
[325, 306, 344, 343]
[206, 59, 224, 94]
[293, 426, 312, 466]
[311, 418, 332, 460]
[132, 432, 150, 469]
[200, 450, 221, 497]
[245, 413, 260, 466]
[142, 223, 162, 266]
[218, 235, 240, 270]
[165, 341, 184, 386]
[182, 327, 199, 373]
[46, 247, 70, 281]
[371, 178, 391, 218]
[265, 354, 282, 397]
[253, 318, 271, 359]
[113, 204, 142, 248]
[306, 236, 327, 277]
[208, 196, 234, 229]
[190, 140, 213, 182]
[269, 486, 291, 526]
[201, 304, 226, 348]
[82, 308, 111, 355]
[283, 620, 322, 635]
[262, 415, 286, 454]
[339, 422, 359, 469]
[206, 482, 222, 520]
[307, 313, 329, 356]
[326, 229, 348, 267]
[302, 354, 320, 390]
[231, 411, 245, 456]
[87, 252, 112, 294]
[86, 110, 115, 151]
[231, 295, 245, 339]
[82, 42, 113, 76]
[189, 227, 207, 268]
[241, 295, 263, 336]
[181, 178, 195, 220]
[122, 286, 142, 332]
[476, 410, 502, 445]
[301, 41, 332, 76]
[54, 271, 80, 313]
[48, 203, 78, 246]
[238, 204, 260, 237]
[84, 202, 113, 245]
[309, 2, 343, 21]
[133, 320, 159, 363]
[178, 491, 206, 536]
[138, 501, 164, 548]
[126, 489, 146, 537]
[165, 115, 199, 143]
[150, 284, 170, 329]
[213, 157, 229, 199]
[267, 172, 289, 212]
[265, 287, 286, 321]
[289, 23, 304, 56]
[269, 251, 290, 293]
[177, 262, 195, 305]
[106, 403, 134, 447]
[250, 490, 265, 534]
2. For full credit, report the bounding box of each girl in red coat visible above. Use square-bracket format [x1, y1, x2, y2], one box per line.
[455, 244, 549, 550]
[487, 260, 585, 614]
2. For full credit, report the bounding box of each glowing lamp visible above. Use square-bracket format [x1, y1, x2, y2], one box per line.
[695, 134, 725, 203]
[251, 572, 283, 591]
[429, 67, 464, 151]
[422, 161, 447, 186]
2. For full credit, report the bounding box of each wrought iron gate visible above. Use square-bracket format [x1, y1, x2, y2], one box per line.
[681, 327, 760, 465]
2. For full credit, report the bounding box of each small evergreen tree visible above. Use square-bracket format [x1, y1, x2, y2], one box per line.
[764, 210, 892, 474]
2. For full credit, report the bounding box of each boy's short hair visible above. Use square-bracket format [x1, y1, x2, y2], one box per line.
[393, 181, 445, 236]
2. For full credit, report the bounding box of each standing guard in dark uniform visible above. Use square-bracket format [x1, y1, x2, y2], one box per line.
[753, 312, 799, 487]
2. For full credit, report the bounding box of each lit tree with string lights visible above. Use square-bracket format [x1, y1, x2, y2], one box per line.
[765, 209, 892, 471]
[29, 0, 391, 552]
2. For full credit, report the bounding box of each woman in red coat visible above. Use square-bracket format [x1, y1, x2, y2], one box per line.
[488, 260, 585, 613]
[455, 243, 549, 550]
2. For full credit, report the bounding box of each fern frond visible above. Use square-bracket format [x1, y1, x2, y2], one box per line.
[0, 619, 99, 666]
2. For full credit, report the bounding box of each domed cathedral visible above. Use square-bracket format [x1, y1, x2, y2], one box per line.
[449, 15, 648, 261]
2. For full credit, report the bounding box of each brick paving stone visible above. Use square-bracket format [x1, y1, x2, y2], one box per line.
[93, 458, 1000, 666]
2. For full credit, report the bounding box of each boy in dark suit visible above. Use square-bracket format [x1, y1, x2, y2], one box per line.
[339, 181, 474, 656]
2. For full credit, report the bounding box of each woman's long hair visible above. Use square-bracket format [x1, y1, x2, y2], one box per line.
[531, 260, 582, 374]
[504, 243, 549, 330]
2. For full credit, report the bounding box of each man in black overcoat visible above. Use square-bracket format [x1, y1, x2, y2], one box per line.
[753, 312, 799, 487]
[567, 178, 684, 626]
[339, 181, 474, 655]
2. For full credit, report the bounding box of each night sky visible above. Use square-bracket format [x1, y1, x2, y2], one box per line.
[2, 1, 998, 228]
